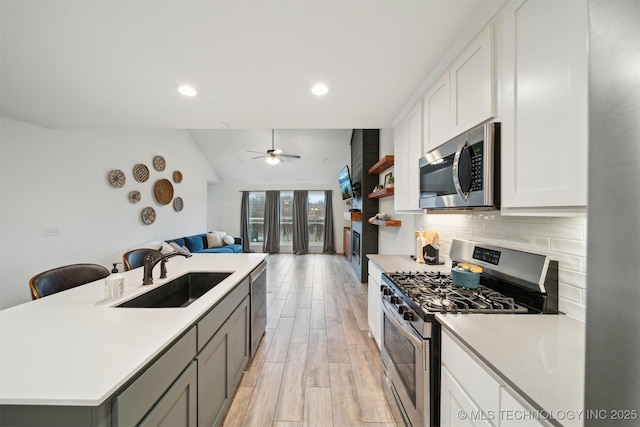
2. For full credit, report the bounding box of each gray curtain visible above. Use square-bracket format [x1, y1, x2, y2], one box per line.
[322, 190, 335, 253]
[262, 190, 280, 254]
[240, 191, 251, 253]
[292, 190, 309, 254]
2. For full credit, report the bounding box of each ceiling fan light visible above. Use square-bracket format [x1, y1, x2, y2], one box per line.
[266, 156, 280, 165]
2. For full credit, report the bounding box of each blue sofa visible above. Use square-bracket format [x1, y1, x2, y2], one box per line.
[166, 233, 243, 254]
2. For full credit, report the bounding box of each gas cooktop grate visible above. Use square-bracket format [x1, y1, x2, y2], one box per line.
[386, 272, 528, 314]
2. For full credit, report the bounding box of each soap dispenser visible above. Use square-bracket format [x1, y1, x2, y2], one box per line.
[105, 262, 124, 300]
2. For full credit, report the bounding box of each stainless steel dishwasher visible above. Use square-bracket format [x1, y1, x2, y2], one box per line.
[249, 260, 267, 358]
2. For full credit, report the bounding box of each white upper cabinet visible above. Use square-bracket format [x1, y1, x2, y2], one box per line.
[394, 102, 422, 212]
[450, 24, 496, 137]
[500, 0, 588, 215]
[423, 71, 451, 153]
[422, 24, 496, 155]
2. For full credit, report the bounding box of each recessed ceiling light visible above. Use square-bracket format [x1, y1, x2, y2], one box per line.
[178, 85, 197, 97]
[311, 83, 329, 96]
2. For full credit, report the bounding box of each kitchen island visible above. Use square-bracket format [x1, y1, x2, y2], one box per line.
[0, 253, 267, 426]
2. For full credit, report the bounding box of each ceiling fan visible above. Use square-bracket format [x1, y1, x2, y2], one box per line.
[248, 129, 301, 165]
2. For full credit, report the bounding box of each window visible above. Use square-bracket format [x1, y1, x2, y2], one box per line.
[247, 190, 326, 250]
[248, 192, 265, 243]
[308, 191, 325, 245]
[280, 192, 293, 245]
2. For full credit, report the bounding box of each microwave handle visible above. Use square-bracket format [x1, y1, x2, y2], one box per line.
[453, 141, 471, 201]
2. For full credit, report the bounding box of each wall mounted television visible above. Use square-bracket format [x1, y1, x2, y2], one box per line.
[338, 165, 354, 200]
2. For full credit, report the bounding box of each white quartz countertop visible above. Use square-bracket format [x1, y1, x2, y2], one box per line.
[367, 255, 585, 425]
[367, 254, 452, 274]
[436, 314, 585, 425]
[0, 253, 266, 406]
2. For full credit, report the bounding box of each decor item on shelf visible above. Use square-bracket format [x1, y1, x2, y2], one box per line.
[141, 207, 156, 225]
[374, 184, 384, 192]
[173, 170, 183, 183]
[368, 212, 389, 223]
[247, 129, 301, 165]
[153, 179, 174, 205]
[128, 190, 141, 204]
[132, 163, 150, 182]
[153, 155, 166, 171]
[173, 197, 184, 212]
[108, 169, 126, 188]
[385, 173, 394, 188]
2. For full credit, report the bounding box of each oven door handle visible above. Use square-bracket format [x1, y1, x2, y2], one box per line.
[384, 306, 423, 348]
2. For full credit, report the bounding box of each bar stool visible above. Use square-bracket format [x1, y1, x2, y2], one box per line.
[29, 263, 110, 299]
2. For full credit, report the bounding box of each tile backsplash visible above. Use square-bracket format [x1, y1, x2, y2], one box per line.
[418, 212, 587, 321]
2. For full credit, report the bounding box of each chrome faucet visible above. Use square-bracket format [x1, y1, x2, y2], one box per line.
[142, 252, 192, 285]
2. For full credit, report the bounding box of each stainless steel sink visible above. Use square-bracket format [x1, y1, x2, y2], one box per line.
[117, 272, 233, 308]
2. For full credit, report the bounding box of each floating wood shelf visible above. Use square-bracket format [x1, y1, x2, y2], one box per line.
[369, 219, 402, 227]
[344, 211, 362, 221]
[367, 188, 394, 199]
[368, 155, 395, 174]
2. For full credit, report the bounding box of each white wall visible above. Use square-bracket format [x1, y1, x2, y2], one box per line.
[0, 117, 216, 309]
[207, 181, 349, 254]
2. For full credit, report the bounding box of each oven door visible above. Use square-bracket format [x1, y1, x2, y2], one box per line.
[381, 299, 428, 427]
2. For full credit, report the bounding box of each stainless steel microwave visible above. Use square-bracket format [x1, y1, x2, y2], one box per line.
[419, 122, 500, 210]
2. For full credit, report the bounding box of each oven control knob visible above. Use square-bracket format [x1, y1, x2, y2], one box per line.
[390, 296, 401, 304]
[381, 286, 393, 296]
[398, 305, 409, 315]
[403, 311, 416, 321]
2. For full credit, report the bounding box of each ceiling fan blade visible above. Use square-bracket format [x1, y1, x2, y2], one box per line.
[251, 155, 267, 159]
[279, 154, 301, 159]
[247, 150, 266, 154]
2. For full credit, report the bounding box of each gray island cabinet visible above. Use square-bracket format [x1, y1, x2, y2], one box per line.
[0, 254, 265, 427]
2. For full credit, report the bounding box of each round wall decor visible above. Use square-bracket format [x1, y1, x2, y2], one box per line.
[133, 163, 150, 182]
[128, 190, 141, 204]
[108, 169, 126, 188]
[141, 207, 156, 225]
[154, 179, 174, 205]
[173, 197, 184, 212]
[173, 170, 183, 183]
[153, 155, 166, 171]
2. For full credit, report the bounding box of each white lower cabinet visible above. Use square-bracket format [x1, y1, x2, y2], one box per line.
[441, 330, 547, 427]
[367, 260, 383, 349]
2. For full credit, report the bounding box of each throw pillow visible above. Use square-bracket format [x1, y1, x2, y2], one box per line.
[222, 235, 235, 245]
[160, 241, 175, 254]
[206, 231, 226, 248]
[168, 242, 190, 255]
[184, 234, 205, 252]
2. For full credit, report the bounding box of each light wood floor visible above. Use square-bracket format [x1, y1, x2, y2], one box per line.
[222, 254, 397, 427]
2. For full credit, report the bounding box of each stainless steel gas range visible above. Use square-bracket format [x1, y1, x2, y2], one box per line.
[380, 239, 559, 427]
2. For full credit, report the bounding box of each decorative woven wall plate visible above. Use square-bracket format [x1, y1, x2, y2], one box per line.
[108, 169, 126, 188]
[128, 190, 141, 204]
[141, 207, 156, 225]
[173, 197, 184, 212]
[153, 156, 166, 171]
[133, 163, 150, 182]
[154, 179, 174, 205]
[173, 170, 183, 183]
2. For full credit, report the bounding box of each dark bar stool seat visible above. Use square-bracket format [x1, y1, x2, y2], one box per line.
[29, 263, 110, 300]
[122, 248, 163, 271]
